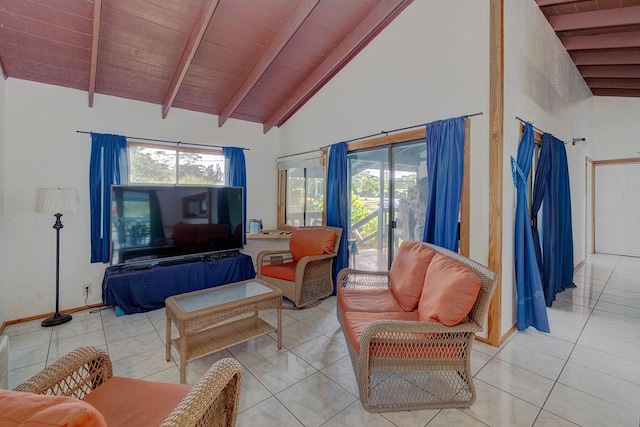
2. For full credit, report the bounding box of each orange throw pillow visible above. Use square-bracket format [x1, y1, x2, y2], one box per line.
[0, 389, 107, 427]
[289, 228, 337, 262]
[418, 253, 481, 326]
[389, 241, 436, 311]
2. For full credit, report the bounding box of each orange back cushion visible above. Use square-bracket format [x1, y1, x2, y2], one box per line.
[289, 228, 337, 262]
[389, 241, 436, 311]
[418, 253, 481, 326]
[0, 390, 107, 427]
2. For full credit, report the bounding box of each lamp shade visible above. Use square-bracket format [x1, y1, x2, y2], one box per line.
[36, 188, 79, 214]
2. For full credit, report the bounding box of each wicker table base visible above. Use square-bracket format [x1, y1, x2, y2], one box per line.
[165, 279, 282, 383]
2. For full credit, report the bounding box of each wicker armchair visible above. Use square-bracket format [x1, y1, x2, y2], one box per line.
[257, 226, 342, 308]
[337, 242, 498, 412]
[14, 346, 243, 427]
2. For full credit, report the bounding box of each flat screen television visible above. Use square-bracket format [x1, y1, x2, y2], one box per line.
[110, 185, 244, 265]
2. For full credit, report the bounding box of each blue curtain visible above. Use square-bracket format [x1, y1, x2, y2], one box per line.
[326, 142, 348, 294]
[532, 133, 575, 306]
[511, 124, 550, 332]
[90, 133, 128, 263]
[223, 147, 247, 244]
[422, 117, 465, 251]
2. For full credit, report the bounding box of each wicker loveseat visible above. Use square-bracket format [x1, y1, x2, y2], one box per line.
[9, 346, 243, 427]
[257, 226, 342, 308]
[337, 241, 497, 413]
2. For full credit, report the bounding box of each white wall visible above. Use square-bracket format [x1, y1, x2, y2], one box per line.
[503, 0, 593, 332]
[592, 97, 640, 160]
[0, 74, 6, 326]
[280, 0, 491, 264]
[3, 80, 279, 320]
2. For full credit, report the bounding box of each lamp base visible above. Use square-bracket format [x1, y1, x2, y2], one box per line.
[41, 313, 72, 327]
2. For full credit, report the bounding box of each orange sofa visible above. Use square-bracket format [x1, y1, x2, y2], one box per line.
[337, 241, 497, 413]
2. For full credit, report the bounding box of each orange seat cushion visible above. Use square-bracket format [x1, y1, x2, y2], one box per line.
[342, 311, 465, 359]
[342, 310, 419, 354]
[389, 242, 436, 311]
[81, 377, 191, 427]
[289, 228, 336, 262]
[418, 253, 482, 326]
[261, 261, 297, 282]
[338, 287, 403, 314]
[0, 389, 107, 427]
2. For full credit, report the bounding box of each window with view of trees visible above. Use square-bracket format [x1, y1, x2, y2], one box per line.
[285, 165, 324, 227]
[128, 143, 225, 185]
[277, 151, 326, 229]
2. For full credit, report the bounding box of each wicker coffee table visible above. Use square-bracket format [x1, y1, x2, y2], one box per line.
[165, 278, 282, 383]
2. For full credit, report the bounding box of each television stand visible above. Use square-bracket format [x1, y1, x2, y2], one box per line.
[102, 254, 255, 315]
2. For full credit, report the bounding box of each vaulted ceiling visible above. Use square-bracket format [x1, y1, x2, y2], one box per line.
[2, 1, 640, 133]
[537, 0, 640, 97]
[0, 0, 412, 133]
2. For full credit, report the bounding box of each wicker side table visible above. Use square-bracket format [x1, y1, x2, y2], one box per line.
[165, 279, 282, 383]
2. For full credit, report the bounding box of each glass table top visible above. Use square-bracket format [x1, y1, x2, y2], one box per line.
[174, 280, 274, 312]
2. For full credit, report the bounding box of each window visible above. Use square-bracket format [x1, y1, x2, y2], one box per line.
[277, 151, 326, 229]
[128, 142, 225, 185]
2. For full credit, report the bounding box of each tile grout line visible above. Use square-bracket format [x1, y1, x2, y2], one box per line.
[534, 257, 620, 425]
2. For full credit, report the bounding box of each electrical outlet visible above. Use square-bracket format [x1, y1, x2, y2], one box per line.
[83, 284, 92, 296]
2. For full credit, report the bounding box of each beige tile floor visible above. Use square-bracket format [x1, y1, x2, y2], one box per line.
[5, 253, 640, 426]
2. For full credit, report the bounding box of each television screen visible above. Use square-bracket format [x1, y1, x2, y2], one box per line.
[110, 185, 244, 265]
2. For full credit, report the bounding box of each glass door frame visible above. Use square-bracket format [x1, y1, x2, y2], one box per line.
[345, 124, 470, 262]
[348, 138, 429, 270]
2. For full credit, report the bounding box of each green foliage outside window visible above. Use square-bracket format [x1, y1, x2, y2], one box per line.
[129, 146, 224, 185]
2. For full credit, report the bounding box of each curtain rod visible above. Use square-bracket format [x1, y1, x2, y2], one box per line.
[514, 116, 566, 145]
[514, 116, 545, 135]
[321, 112, 483, 148]
[75, 130, 249, 151]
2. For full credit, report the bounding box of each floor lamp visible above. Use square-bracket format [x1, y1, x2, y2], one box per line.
[36, 188, 79, 327]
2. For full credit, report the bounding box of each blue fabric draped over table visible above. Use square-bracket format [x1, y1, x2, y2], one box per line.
[223, 147, 247, 244]
[326, 142, 348, 294]
[531, 133, 575, 307]
[422, 117, 465, 251]
[90, 133, 128, 263]
[102, 254, 255, 314]
[511, 123, 550, 332]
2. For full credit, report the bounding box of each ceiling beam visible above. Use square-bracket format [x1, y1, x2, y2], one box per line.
[0, 55, 7, 79]
[572, 49, 640, 65]
[88, 0, 103, 108]
[585, 78, 640, 89]
[592, 88, 640, 97]
[218, 0, 320, 127]
[535, 0, 582, 6]
[562, 30, 640, 50]
[162, 0, 220, 119]
[549, 5, 640, 32]
[579, 64, 640, 78]
[263, 0, 414, 133]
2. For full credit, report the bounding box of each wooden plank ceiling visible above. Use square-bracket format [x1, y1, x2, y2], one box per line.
[537, 0, 640, 97]
[0, 0, 412, 133]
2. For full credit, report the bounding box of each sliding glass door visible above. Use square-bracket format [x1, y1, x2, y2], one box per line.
[348, 140, 427, 270]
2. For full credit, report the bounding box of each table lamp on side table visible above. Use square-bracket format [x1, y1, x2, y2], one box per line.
[36, 188, 79, 327]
